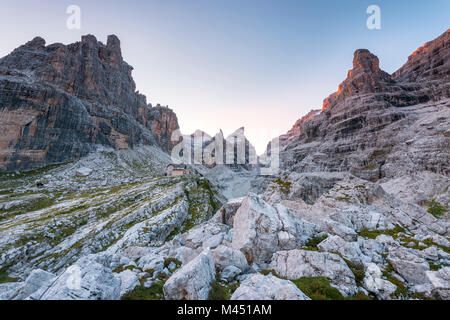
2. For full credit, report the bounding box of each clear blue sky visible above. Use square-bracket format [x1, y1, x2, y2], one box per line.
[0, 0, 448, 152]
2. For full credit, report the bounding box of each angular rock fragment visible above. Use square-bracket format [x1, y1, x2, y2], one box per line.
[231, 273, 310, 300]
[163, 249, 215, 300]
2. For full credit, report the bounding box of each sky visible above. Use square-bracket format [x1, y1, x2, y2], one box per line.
[0, 0, 448, 153]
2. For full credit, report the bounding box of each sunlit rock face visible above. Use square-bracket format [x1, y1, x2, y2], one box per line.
[0, 35, 179, 172]
[322, 48, 396, 111]
[393, 29, 450, 99]
[276, 29, 450, 180]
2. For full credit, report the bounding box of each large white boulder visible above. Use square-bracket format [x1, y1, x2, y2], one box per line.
[318, 235, 368, 263]
[182, 221, 229, 250]
[231, 273, 310, 300]
[212, 197, 246, 227]
[39, 256, 121, 300]
[119, 269, 140, 297]
[220, 266, 242, 282]
[358, 238, 387, 264]
[75, 167, 93, 177]
[163, 249, 215, 300]
[138, 254, 165, 274]
[232, 193, 317, 265]
[12, 269, 56, 300]
[387, 246, 430, 285]
[213, 245, 249, 272]
[270, 249, 357, 296]
[363, 263, 397, 300]
[426, 267, 450, 300]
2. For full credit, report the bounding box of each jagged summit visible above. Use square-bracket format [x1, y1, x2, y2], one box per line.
[322, 49, 394, 111]
[2, 34, 136, 107]
[321, 28, 450, 113]
[21, 36, 46, 49]
[352, 49, 382, 72]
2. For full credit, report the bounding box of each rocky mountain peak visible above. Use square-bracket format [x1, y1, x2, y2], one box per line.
[352, 49, 382, 73]
[322, 49, 393, 111]
[22, 36, 46, 50]
[81, 34, 98, 45]
[106, 34, 121, 51]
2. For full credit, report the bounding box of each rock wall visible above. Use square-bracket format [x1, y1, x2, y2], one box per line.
[0, 35, 179, 171]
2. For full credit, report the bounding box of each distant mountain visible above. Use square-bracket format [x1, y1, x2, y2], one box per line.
[0, 35, 179, 172]
[181, 127, 258, 171]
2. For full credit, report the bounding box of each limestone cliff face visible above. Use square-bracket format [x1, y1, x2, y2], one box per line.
[0, 35, 179, 171]
[140, 105, 180, 153]
[278, 109, 321, 148]
[277, 29, 450, 181]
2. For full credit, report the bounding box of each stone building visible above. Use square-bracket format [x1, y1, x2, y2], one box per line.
[166, 164, 190, 176]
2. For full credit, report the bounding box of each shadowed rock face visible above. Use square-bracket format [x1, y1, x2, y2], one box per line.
[0, 35, 179, 171]
[277, 29, 450, 180]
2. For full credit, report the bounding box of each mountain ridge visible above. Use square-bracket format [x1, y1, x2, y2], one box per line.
[272, 28, 449, 182]
[0, 34, 179, 172]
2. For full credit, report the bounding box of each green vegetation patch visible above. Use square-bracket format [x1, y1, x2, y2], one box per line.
[382, 263, 408, 298]
[411, 292, 434, 300]
[0, 196, 55, 219]
[291, 277, 372, 300]
[291, 277, 345, 300]
[164, 258, 182, 270]
[208, 273, 240, 301]
[260, 269, 278, 276]
[302, 234, 328, 251]
[362, 164, 377, 171]
[0, 267, 19, 284]
[121, 281, 165, 300]
[426, 199, 447, 218]
[428, 262, 442, 271]
[272, 178, 292, 194]
[422, 238, 450, 254]
[208, 280, 231, 300]
[113, 265, 138, 274]
[259, 272, 371, 300]
[358, 225, 406, 240]
[342, 258, 365, 286]
[336, 195, 352, 203]
[347, 292, 373, 300]
[121, 270, 170, 300]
